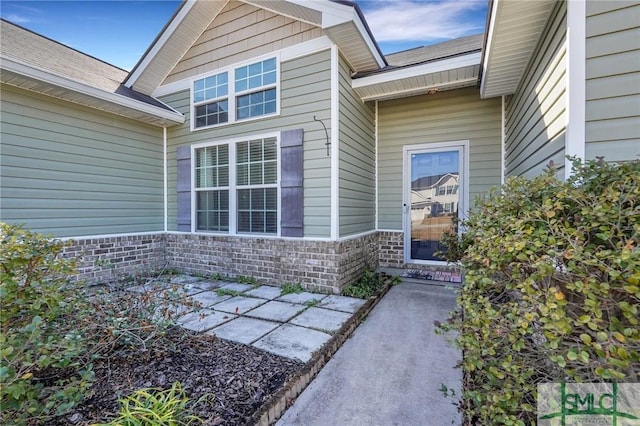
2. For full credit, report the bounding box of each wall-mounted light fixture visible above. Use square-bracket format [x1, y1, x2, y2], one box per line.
[313, 116, 330, 156]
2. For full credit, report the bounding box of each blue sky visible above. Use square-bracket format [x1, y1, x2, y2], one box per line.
[1, 0, 487, 71]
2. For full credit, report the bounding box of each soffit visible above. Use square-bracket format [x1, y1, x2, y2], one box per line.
[241, 0, 322, 25]
[353, 52, 481, 101]
[480, 0, 556, 98]
[325, 21, 382, 73]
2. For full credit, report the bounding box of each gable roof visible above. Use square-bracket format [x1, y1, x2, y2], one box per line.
[124, 0, 386, 95]
[1, 18, 127, 92]
[386, 34, 483, 67]
[0, 19, 184, 127]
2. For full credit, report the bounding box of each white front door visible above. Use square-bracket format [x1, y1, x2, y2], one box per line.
[404, 142, 468, 264]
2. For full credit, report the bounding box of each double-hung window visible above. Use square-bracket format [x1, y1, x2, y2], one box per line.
[193, 73, 228, 128]
[195, 144, 229, 231]
[236, 138, 278, 233]
[193, 136, 278, 235]
[192, 57, 278, 129]
[235, 58, 277, 120]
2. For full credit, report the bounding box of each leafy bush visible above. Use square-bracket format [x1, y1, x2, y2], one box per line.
[0, 224, 93, 423]
[0, 225, 201, 424]
[438, 159, 640, 424]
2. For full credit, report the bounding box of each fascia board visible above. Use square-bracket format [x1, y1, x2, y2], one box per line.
[288, 0, 385, 68]
[480, 0, 501, 98]
[123, 0, 197, 89]
[1, 56, 185, 125]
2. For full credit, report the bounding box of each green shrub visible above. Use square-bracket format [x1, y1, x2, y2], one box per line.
[96, 381, 200, 426]
[0, 224, 93, 423]
[439, 159, 640, 425]
[342, 271, 399, 298]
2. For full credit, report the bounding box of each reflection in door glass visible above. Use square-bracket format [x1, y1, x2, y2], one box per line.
[410, 150, 459, 261]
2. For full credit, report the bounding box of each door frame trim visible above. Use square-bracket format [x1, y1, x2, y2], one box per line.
[402, 140, 470, 265]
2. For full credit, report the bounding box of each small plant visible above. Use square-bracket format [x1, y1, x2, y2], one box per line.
[438, 383, 456, 399]
[96, 381, 200, 426]
[210, 272, 225, 281]
[280, 282, 304, 295]
[304, 299, 321, 307]
[235, 275, 257, 285]
[342, 271, 391, 299]
[215, 288, 244, 297]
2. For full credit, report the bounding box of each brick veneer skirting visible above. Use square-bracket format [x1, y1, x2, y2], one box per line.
[378, 231, 405, 267]
[61, 230, 456, 292]
[63, 233, 166, 283]
[165, 232, 379, 294]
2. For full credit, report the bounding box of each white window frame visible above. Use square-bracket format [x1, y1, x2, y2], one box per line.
[190, 132, 281, 236]
[190, 54, 281, 131]
[235, 138, 279, 234]
[192, 72, 229, 129]
[193, 142, 230, 232]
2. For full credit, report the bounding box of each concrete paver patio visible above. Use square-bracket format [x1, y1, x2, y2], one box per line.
[128, 276, 366, 363]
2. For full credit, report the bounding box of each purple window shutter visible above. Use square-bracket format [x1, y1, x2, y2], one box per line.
[280, 129, 304, 237]
[176, 145, 191, 232]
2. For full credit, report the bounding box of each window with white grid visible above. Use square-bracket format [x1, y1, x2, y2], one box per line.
[236, 138, 278, 234]
[194, 144, 229, 231]
[191, 57, 278, 130]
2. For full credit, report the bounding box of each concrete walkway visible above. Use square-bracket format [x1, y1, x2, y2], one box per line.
[277, 281, 462, 426]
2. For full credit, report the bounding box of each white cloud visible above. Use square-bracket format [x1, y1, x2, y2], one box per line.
[5, 13, 31, 24]
[361, 0, 486, 43]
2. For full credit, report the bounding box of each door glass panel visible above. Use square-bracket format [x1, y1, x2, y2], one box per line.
[409, 150, 459, 261]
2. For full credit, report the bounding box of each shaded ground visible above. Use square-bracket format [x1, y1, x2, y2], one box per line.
[49, 328, 303, 425]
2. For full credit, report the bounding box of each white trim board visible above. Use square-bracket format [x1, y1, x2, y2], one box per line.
[330, 44, 340, 240]
[124, 0, 197, 89]
[59, 231, 165, 241]
[163, 127, 168, 232]
[565, 0, 586, 177]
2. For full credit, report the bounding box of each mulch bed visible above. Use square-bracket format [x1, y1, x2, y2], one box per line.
[48, 328, 303, 426]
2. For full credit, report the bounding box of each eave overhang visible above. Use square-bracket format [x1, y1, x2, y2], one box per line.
[315, 0, 386, 72]
[243, 0, 385, 71]
[480, 0, 556, 99]
[352, 52, 481, 101]
[1, 56, 185, 127]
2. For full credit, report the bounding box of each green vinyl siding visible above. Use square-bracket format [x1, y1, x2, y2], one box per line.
[378, 87, 502, 230]
[161, 49, 332, 238]
[585, 1, 640, 161]
[504, 0, 567, 178]
[0, 84, 164, 237]
[338, 55, 376, 237]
